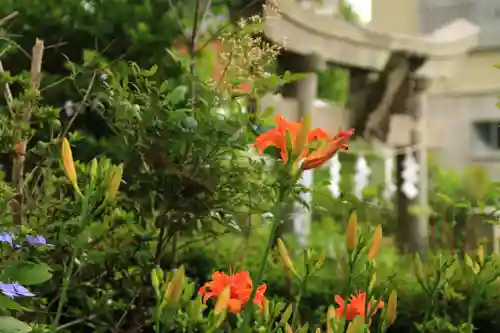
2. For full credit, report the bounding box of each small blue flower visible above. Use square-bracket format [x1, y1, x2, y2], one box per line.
[25, 235, 54, 247]
[0, 282, 34, 298]
[0, 232, 14, 247]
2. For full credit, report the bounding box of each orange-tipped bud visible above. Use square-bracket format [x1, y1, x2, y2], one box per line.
[214, 286, 230, 313]
[61, 138, 79, 192]
[284, 323, 293, 333]
[346, 212, 358, 251]
[386, 290, 398, 326]
[263, 298, 270, 321]
[368, 225, 383, 260]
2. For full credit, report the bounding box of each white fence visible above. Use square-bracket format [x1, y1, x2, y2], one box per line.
[293, 148, 421, 246]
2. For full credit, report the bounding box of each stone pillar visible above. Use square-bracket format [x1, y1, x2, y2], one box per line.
[279, 52, 321, 121]
[276, 51, 321, 239]
[415, 77, 430, 255]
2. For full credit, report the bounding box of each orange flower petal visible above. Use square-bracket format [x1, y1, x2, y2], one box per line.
[301, 128, 354, 170]
[227, 298, 243, 313]
[197, 270, 266, 314]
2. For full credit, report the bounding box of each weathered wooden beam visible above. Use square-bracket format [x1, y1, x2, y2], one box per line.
[364, 54, 411, 142]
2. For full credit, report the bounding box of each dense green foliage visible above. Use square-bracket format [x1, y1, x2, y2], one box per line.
[0, 0, 499, 332]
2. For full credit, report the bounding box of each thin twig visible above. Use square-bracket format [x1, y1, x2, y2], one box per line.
[200, 0, 213, 27]
[165, 0, 189, 40]
[0, 59, 14, 116]
[59, 71, 97, 140]
[56, 315, 96, 331]
[188, 0, 203, 105]
[0, 12, 19, 27]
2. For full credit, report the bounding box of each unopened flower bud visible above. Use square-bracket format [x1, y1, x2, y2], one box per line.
[61, 138, 81, 195]
[386, 289, 398, 326]
[284, 322, 293, 333]
[107, 164, 123, 200]
[464, 253, 479, 274]
[279, 304, 293, 325]
[163, 266, 185, 305]
[368, 225, 382, 260]
[413, 253, 424, 283]
[326, 305, 336, 333]
[368, 272, 377, 293]
[346, 317, 363, 333]
[277, 238, 299, 278]
[263, 298, 270, 321]
[346, 212, 358, 252]
[151, 269, 160, 291]
[214, 286, 230, 313]
[315, 252, 326, 270]
[477, 245, 484, 266]
[89, 159, 98, 183]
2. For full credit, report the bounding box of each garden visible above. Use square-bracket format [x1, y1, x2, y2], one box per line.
[0, 0, 500, 332]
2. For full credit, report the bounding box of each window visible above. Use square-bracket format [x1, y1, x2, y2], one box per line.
[472, 121, 500, 153]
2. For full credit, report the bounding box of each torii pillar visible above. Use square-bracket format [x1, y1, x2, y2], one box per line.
[275, 51, 323, 239]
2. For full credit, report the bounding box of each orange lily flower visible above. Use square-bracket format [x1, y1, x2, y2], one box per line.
[198, 271, 267, 313]
[335, 291, 384, 323]
[253, 115, 354, 170]
[301, 128, 354, 170]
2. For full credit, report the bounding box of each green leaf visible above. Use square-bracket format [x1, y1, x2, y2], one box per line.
[0, 295, 23, 311]
[2, 261, 52, 286]
[167, 85, 188, 104]
[436, 193, 454, 205]
[83, 49, 97, 67]
[282, 71, 310, 83]
[0, 316, 32, 333]
[141, 64, 157, 77]
[258, 106, 275, 120]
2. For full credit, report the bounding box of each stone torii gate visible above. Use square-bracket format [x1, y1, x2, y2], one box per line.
[262, 0, 480, 256]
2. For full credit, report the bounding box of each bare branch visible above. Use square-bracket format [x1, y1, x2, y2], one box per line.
[0, 12, 19, 27]
[12, 38, 44, 225]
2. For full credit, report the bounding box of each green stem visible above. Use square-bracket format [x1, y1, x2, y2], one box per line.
[466, 278, 481, 332]
[51, 257, 75, 332]
[341, 251, 356, 332]
[363, 272, 372, 332]
[421, 291, 437, 333]
[52, 191, 90, 332]
[241, 182, 290, 332]
[290, 260, 309, 328]
[155, 314, 161, 332]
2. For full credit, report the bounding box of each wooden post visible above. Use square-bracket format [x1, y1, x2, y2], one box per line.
[395, 76, 430, 258]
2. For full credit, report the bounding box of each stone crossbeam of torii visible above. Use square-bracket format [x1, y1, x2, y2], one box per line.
[255, 0, 480, 256]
